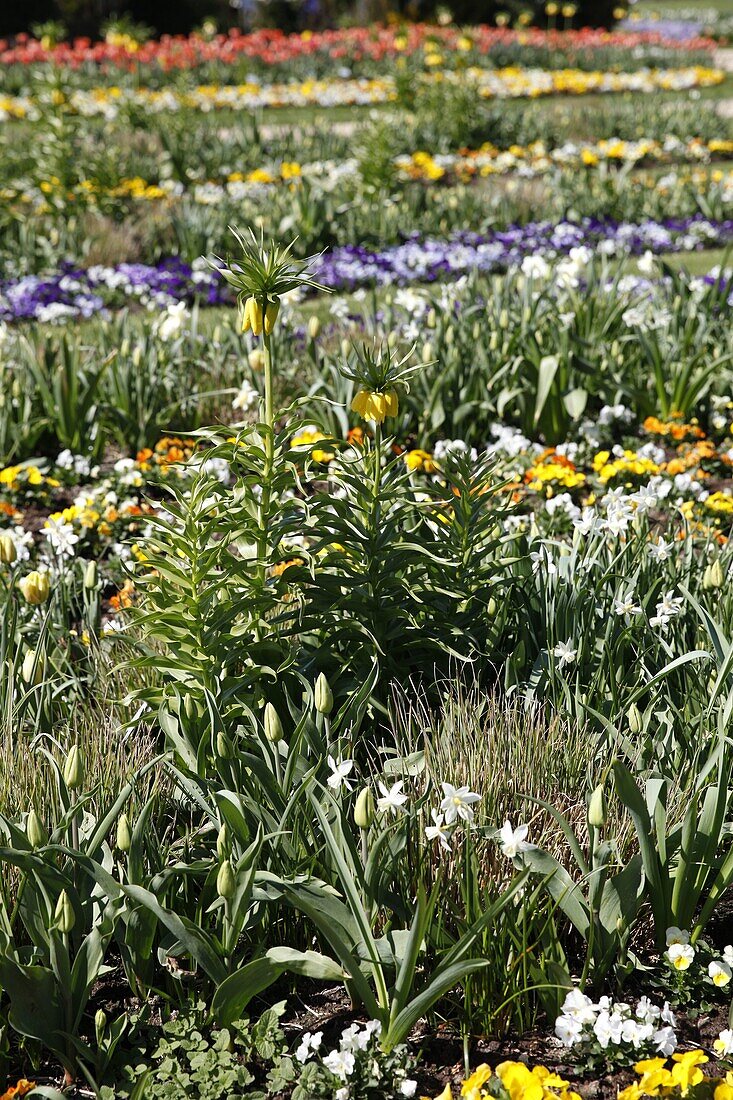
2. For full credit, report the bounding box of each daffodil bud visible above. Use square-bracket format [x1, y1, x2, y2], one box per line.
[116, 813, 132, 852]
[264, 297, 280, 335]
[83, 560, 98, 589]
[627, 703, 643, 734]
[588, 784, 606, 828]
[95, 1009, 107, 1043]
[308, 315, 320, 340]
[26, 809, 47, 849]
[264, 702, 283, 743]
[217, 823, 230, 860]
[19, 570, 50, 605]
[354, 787, 375, 830]
[0, 534, 16, 564]
[315, 673, 333, 716]
[54, 889, 75, 934]
[217, 859, 235, 899]
[21, 649, 42, 686]
[248, 348, 264, 371]
[63, 744, 85, 790]
[704, 560, 724, 590]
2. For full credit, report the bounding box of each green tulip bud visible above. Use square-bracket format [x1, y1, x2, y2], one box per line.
[308, 315, 321, 340]
[116, 813, 132, 852]
[84, 560, 98, 590]
[216, 730, 232, 759]
[314, 673, 333, 716]
[0, 534, 16, 564]
[422, 342, 433, 365]
[264, 702, 283, 743]
[63, 744, 85, 790]
[487, 597, 497, 618]
[426, 309, 436, 329]
[26, 809, 47, 849]
[354, 787, 375, 830]
[21, 648, 42, 686]
[95, 1009, 107, 1043]
[588, 784, 607, 828]
[627, 703, 643, 734]
[54, 889, 75, 934]
[216, 823, 230, 861]
[217, 859, 235, 899]
[703, 560, 724, 590]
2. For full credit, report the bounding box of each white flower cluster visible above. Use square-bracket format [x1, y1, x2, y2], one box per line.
[555, 989, 676, 1055]
[295, 1020, 416, 1098]
[664, 926, 733, 987]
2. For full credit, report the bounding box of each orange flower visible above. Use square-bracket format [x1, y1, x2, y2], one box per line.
[1, 1081, 36, 1100]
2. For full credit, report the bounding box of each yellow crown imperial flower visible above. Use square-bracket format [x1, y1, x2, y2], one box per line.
[351, 388, 399, 424]
[241, 296, 264, 336]
[264, 297, 280, 334]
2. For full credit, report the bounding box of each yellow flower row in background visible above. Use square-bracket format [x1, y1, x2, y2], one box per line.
[0, 66, 723, 122]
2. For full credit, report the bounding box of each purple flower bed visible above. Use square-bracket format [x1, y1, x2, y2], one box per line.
[1, 216, 731, 323]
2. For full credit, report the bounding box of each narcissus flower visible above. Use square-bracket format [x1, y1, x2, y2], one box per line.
[351, 388, 398, 423]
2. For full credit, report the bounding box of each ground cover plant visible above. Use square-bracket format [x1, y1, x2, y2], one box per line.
[2, 3, 733, 1098]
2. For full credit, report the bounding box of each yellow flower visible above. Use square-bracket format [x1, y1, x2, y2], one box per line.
[431, 1088, 453, 1100]
[405, 449, 436, 473]
[19, 570, 50, 605]
[351, 389, 399, 424]
[461, 1064, 491, 1096]
[241, 296, 264, 336]
[670, 1051, 707, 1096]
[496, 1062, 544, 1100]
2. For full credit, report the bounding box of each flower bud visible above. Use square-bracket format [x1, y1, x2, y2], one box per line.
[315, 673, 333, 716]
[54, 889, 75, 934]
[95, 1009, 107, 1044]
[116, 813, 132, 853]
[0, 534, 16, 564]
[63, 744, 85, 790]
[341, 339, 351, 359]
[588, 784, 606, 828]
[19, 570, 50, 605]
[308, 315, 321, 340]
[83, 560, 98, 590]
[264, 297, 280, 335]
[421, 342, 433, 365]
[426, 309, 436, 329]
[627, 703, 643, 734]
[264, 702, 283, 743]
[21, 649, 42, 686]
[216, 823, 230, 861]
[703, 560, 724, 590]
[26, 809, 47, 849]
[248, 348, 264, 372]
[216, 730, 232, 759]
[217, 858, 235, 899]
[354, 787, 375, 830]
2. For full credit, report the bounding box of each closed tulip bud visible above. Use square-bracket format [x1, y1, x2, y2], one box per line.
[315, 672, 333, 716]
[63, 744, 84, 790]
[21, 649, 42, 686]
[95, 1009, 107, 1043]
[536, 330, 543, 346]
[248, 348, 264, 372]
[704, 560, 724, 590]
[499, 309, 509, 329]
[308, 315, 320, 340]
[444, 326, 454, 345]
[472, 322, 480, 340]
[487, 597, 497, 618]
[217, 859, 235, 899]
[116, 813, 132, 852]
[217, 823, 230, 860]
[627, 703, 643, 734]
[354, 787, 375, 830]
[264, 297, 280, 335]
[83, 560, 98, 589]
[0, 534, 16, 564]
[422, 342, 433, 365]
[426, 309, 436, 329]
[341, 339, 351, 359]
[216, 730, 232, 758]
[19, 570, 50, 605]
[54, 890, 75, 934]
[489, 332, 499, 351]
[387, 330, 398, 348]
[588, 785, 606, 828]
[264, 702, 283, 743]
[132, 346, 142, 367]
[26, 809, 47, 849]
